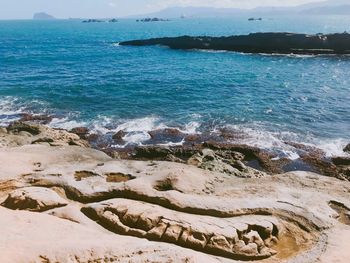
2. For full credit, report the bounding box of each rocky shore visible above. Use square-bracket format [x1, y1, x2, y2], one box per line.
[120, 32, 350, 55]
[1, 120, 350, 262]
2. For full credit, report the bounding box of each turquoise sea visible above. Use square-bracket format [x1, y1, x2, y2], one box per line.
[0, 16, 350, 158]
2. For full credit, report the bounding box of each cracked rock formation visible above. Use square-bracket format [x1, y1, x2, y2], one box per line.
[0, 124, 350, 262]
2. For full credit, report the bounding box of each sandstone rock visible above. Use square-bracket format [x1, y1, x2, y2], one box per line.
[7, 121, 41, 135]
[188, 148, 265, 178]
[1, 187, 68, 212]
[83, 199, 284, 260]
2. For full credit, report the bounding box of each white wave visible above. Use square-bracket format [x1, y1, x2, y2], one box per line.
[0, 97, 25, 115]
[122, 132, 151, 146]
[115, 116, 167, 133]
[225, 124, 302, 160]
[90, 116, 114, 134]
[314, 138, 349, 158]
[179, 121, 201, 134]
[0, 97, 27, 126]
[112, 42, 120, 47]
[49, 117, 87, 130]
[225, 123, 349, 159]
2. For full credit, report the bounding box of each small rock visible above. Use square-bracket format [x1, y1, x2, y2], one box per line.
[332, 157, 350, 166]
[7, 122, 41, 135]
[19, 113, 53, 125]
[344, 144, 350, 153]
[112, 130, 127, 144]
[1, 187, 68, 212]
[70, 127, 89, 140]
[184, 134, 201, 142]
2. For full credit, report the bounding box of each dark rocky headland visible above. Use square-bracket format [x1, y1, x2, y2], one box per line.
[120, 32, 350, 55]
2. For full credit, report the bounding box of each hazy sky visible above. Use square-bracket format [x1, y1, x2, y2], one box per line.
[0, 0, 322, 19]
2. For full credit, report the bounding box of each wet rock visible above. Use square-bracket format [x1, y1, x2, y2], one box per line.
[134, 146, 172, 159]
[70, 127, 89, 140]
[1, 187, 68, 212]
[148, 128, 185, 144]
[184, 134, 201, 143]
[87, 133, 99, 142]
[343, 144, 350, 153]
[19, 113, 53, 125]
[332, 157, 350, 166]
[112, 130, 127, 144]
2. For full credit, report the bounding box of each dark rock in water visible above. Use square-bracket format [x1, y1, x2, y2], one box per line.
[332, 157, 350, 166]
[248, 18, 262, 21]
[184, 134, 201, 143]
[82, 19, 104, 23]
[108, 18, 118, 23]
[112, 130, 127, 144]
[87, 133, 99, 143]
[120, 32, 350, 55]
[70, 127, 89, 140]
[136, 18, 169, 22]
[19, 113, 53, 125]
[148, 128, 185, 144]
[344, 144, 350, 153]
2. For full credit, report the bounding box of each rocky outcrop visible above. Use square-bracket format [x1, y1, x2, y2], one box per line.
[70, 127, 89, 140]
[2, 187, 68, 212]
[120, 32, 350, 55]
[82, 199, 281, 260]
[1, 121, 89, 148]
[187, 148, 266, 178]
[1, 122, 350, 262]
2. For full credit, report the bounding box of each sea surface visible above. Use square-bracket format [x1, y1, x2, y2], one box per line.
[0, 16, 350, 158]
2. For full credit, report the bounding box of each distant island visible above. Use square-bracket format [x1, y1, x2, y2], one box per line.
[120, 32, 350, 55]
[82, 18, 118, 23]
[136, 18, 170, 22]
[33, 12, 55, 20]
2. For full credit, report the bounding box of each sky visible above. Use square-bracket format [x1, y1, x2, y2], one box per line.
[0, 0, 323, 19]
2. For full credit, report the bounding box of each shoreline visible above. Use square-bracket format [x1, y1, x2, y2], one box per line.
[2, 114, 349, 180]
[0, 119, 350, 262]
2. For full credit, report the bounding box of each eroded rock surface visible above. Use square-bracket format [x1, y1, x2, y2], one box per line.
[1, 121, 89, 148]
[0, 140, 350, 262]
[2, 187, 68, 212]
[82, 199, 289, 260]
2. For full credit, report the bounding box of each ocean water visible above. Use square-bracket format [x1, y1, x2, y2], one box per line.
[0, 16, 350, 158]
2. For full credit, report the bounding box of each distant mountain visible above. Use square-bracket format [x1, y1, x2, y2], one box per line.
[129, 0, 350, 18]
[33, 12, 56, 20]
